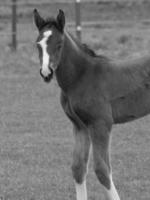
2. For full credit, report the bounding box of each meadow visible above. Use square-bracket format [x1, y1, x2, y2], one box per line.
[0, 1, 150, 200]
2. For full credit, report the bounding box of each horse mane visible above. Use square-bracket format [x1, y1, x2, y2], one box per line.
[68, 32, 108, 60]
[81, 43, 98, 57]
[80, 42, 109, 61]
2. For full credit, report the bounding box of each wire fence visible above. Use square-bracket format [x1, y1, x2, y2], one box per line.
[0, 0, 147, 6]
[1, 0, 150, 51]
[0, 0, 117, 51]
[0, 0, 83, 51]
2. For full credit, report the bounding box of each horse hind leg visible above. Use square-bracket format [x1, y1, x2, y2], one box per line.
[90, 120, 120, 200]
[72, 126, 91, 200]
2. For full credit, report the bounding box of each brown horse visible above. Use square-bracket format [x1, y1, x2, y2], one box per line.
[33, 9, 150, 200]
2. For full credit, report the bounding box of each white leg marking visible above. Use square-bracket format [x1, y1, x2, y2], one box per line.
[104, 175, 120, 200]
[37, 30, 52, 77]
[75, 180, 87, 200]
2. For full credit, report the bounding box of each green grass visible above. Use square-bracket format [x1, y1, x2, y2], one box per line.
[0, 3, 150, 200]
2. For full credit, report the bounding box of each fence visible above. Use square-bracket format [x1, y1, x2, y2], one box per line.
[0, 0, 125, 51]
[0, 0, 146, 51]
[1, 0, 83, 51]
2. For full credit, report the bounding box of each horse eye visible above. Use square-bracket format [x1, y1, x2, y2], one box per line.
[37, 44, 42, 55]
[57, 44, 62, 50]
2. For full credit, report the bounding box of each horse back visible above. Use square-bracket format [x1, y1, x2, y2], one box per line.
[110, 54, 150, 123]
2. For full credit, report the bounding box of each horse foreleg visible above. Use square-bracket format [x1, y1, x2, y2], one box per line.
[72, 127, 91, 200]
[90, 120, 120, 200]
[104, 175, 120, 200]
[75, 179, 87, 200]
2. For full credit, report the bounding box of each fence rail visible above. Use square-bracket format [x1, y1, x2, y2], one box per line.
[0, 0, 146, 6]
[12, 0, 17, 51]
[0, 0, 147, 51]
[1, 0, 83, 51]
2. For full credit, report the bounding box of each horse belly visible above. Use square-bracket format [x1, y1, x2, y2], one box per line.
[111, 88, 150, 124]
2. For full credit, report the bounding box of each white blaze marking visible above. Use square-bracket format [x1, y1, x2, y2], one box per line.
[37, 30, 52, 77]
[75, 180, 87, 200]
[104, 175, 120, 200]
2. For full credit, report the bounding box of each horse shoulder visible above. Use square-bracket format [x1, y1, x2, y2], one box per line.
[60, 89, 113, 130]
[60, 92, 86, 130]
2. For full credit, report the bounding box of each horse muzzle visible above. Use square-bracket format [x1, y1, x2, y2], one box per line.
[40, 68, 53, 83]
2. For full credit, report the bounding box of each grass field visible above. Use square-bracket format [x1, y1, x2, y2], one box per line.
[0, 1, 150, 200]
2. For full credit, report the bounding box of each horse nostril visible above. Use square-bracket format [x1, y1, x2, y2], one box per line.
[40, 69, 43, 78]
[40, 69, 46, 80]
[39, 68, 53, 83]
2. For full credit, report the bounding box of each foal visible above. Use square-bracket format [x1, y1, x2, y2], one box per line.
[34, 9, 150, 200]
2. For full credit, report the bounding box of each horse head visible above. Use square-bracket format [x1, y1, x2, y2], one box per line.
[33, 9, 65, 83]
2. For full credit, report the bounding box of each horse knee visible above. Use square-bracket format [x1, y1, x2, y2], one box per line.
[94, 165, 111, 190]
[72, 161, 87, 184]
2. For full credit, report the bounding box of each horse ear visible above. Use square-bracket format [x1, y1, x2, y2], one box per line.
[33, 9, 45, 31]
[56, 9, 65, 32]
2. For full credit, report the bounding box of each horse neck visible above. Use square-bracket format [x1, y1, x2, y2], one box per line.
[55, 31, 88, 93]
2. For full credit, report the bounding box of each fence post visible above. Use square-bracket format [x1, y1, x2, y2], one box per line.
[12, 0, 17, 51]
[75, 0, 81, 41]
